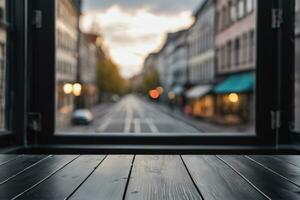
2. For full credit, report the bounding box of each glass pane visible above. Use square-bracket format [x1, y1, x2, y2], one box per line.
[56, 0, 256, 136]
[0, 0, 6, 129]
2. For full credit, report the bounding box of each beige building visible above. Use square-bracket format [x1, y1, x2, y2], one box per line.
[79, 33, 98, 109]
[0, 0, 6, 129]
[55, 0, 80, 128]
[214, 0, 256, 124]
[215, 0, 256, 75]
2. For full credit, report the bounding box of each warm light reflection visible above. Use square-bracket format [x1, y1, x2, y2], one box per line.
[156, 86, 164, 94]
[81, 5, 194, 78]
[63, 83, 73, 94]
[228, 93, 239, 103]
[168, 92, 175, 100]
[73, 83, 82, 97]
[149, 89, 160, 99]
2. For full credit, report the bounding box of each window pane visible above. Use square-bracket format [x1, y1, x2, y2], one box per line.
[55, 0, 256, 136]
[246, 0, 253, 13]
[238, 0, 245, 19]
[0, 0, 6, 129]
[230, 3, 237, 22]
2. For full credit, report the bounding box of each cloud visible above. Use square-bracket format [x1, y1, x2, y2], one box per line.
[81, 3, 198, 78]
[82, 0, 202, 14]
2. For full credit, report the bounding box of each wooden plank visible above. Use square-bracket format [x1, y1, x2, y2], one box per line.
[182, 155, 265, 200]
[69, 155, 134, 200]
[247, 155, 300, 186]
[125, 155, 202, 200]
[15, 155, 106, 200]
[0, 155, 78, 199]
[219, 155, 300, 200]
[0, 155, 48, 183]
[0, 154, 19, 166]
[274, 155, 300, 168]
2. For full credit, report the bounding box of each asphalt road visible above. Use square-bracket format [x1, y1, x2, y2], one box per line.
[59, 95, 201, 135]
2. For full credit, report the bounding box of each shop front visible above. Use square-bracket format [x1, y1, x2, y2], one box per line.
[213, 72, 255, 125]
[185, 85, 214, 118]
[169, 85, 185, 108]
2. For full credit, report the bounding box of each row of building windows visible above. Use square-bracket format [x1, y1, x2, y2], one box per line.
[190, 59, 214, 83]
[216, 30, 255, 72]
[189, 25, 214, 58]
[56, 30, 77, 52]
[216, 0, 255, 32]
[56, 60, 76, 79]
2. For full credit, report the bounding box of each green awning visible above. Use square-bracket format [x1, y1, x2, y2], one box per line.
[213, 72, 255, 94]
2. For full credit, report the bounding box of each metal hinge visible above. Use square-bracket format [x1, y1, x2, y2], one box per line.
[28, 113, 42, 132]
[271, 110, 281, 130]
[32, 10, 42, 29]
[272, 8, 283, 29]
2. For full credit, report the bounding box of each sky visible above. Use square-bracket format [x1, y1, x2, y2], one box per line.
[81, 0, 203, 78]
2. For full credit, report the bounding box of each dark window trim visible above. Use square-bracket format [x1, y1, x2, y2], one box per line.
[0, 0, 29, 147]
[26, 0, 295, 147]
[0, 0, 10, 136]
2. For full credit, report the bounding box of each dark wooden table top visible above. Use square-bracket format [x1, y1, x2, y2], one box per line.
[0, 154, 300, 199]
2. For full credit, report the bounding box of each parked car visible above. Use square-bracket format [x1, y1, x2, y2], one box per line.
[71, 109, 94, 125]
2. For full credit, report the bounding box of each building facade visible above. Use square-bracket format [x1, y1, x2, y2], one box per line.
[170, 30, 188, 89]
[188, 0, 215, 85]
[186, 0, 215, 117]
[154, 31, 189, 104]
[55, 0, 80, 128]
[143, 53, 159, 77]
[214, 0, 256, 124]
[160, 33, 177, 92]
[0, 0, 6, 129]
[79, 33, 98, 109]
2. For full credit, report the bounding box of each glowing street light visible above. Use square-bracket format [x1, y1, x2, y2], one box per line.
[149, 89, 160, 100]
[73, 83, 82, 97]
[228, 93, 239, 103]
[168, 92, 176, 100]
[63, 83, 73, 94]
[156, 86, 164, 95]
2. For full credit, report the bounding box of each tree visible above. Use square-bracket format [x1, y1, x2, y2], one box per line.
[140, 69, 160, 94]
[96, 57, 128, 101]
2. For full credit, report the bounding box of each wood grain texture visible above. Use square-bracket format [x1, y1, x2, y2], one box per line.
[125, 155, 202, 200]
[182, 155, 265, 200]
[16, 155, 106, 200]
[0, 155, 19, 166]
[274, 155, 300, 168]
[219, 155, 300, 200]
[0, 155, 47, 183]
[70, 155, 134, 200]
[248, 155, 300, 186]
[0, 155, 78, 199]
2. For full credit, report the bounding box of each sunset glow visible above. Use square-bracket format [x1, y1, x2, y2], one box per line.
[81, 4, 195, 78]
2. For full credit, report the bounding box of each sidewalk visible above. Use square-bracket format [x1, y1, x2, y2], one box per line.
[152, 102, 255, 135]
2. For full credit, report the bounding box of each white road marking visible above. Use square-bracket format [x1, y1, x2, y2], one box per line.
[123, 104, 133, 133]
[146, 118, 159, 133]
[97, 103, 122, 132]
[134, 118, 141, 133]
[97, 117, 112, 132]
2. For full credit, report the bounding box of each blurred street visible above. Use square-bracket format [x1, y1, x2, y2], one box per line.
[58, 95, 254, 135]
[58, 95, 201, 134]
